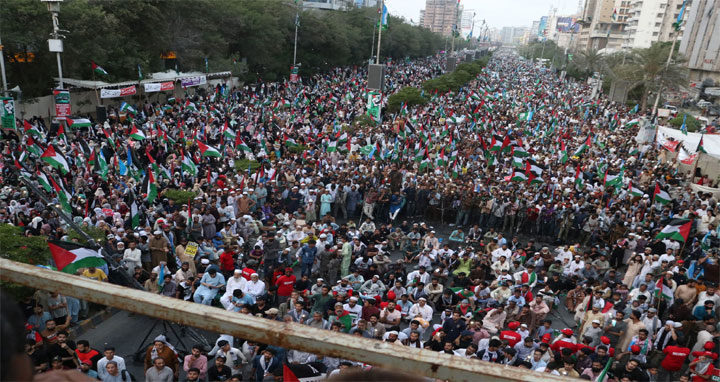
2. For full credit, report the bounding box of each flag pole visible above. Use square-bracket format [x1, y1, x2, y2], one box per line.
[93, 70, 101, 105]
[293, 0, 299, 68]
[375, 0, 383, 64]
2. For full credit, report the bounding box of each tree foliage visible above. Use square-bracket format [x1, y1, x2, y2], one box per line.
[1, 0, 450, 97]
[386, 87, 427, 113]
[669, 113, 701, 132]
[422, 58, 489, 94]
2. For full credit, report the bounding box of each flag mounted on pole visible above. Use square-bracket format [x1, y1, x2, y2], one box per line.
[128, 190, 140, 229]
[91, 61, 108, 75]
[196, 141, 222, 157]
[48, 240, 106, 274]
[654, 276, 675, 306]
[145, 168, 158, 204]
[41, 145, 70, 174]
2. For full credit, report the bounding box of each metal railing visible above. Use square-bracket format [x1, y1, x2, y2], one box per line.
[0, 258, 578, 382]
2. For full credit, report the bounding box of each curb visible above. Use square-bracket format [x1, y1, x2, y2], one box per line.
[69, 307, 118, 338]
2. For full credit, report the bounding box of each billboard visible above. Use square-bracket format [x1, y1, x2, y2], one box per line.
[556, 17, 580, 32]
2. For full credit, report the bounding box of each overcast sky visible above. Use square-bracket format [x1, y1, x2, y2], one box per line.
[385, 0, 580, 29]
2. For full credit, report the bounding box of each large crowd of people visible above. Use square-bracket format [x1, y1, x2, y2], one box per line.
[1, 49, 719, 382]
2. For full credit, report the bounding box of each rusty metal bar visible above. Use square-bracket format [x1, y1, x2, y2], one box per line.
[0, 258, 576, 382]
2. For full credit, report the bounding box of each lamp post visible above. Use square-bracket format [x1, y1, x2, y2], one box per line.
[42, 0, 65, 89]
[0, 32, 8, 96]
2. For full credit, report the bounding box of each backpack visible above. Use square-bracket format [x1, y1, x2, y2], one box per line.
[121, 369, 137, 382]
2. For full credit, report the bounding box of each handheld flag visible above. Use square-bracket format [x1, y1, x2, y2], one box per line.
[48, 240, 106, 274]
[92, 61, 108, 75]
[655, 219, 691, 242]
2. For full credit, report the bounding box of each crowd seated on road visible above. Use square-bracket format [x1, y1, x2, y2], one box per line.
[3, 50, 720, 381]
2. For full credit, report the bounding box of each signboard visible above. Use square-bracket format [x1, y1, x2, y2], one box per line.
[1, 97, 16, 131]
[144, 81, 175, 93]
[290, 66, 299, 82]
[657, 108, 671, 118]
[54, 89, 71, 120]
[185, 241, 199, 257]
[366, 91, 381, 123]
[181, 76, 207, 88]
[100, 86, 137, 99]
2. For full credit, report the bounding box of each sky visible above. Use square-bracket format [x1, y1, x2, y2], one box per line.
[385, 0, 580, 30]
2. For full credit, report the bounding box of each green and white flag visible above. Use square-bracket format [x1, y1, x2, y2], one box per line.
[182, 155, 198, 177]
[603, 170, 623, 188]
[326, 140, 338, 152]
[366, 91, 381, 123]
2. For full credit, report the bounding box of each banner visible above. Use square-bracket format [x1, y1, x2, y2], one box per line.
[366, 91, 381, 122]
[181, 76, 206, 87]
[144, 82, 174, 93]
[53, 89, 71, 120]
[100, 86, 137, 99]
[290, 66, 299, 82]
[1, 97, 16, 130]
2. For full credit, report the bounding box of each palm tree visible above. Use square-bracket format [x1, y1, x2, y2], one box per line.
[614, 42, 688, 111]
[574, 48, 604, 75]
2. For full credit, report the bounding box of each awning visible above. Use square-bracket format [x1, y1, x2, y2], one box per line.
[54, 70, 232, 89]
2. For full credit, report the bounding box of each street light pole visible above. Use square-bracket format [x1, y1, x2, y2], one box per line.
[651, 32, 679, 115]
[44, 0, 65, 90]
[375, 0, 383, 65]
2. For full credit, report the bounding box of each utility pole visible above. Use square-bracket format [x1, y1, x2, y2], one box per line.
[375, 0, 383, 64]
[293, 0, 299, 68]
[0, 32, 8, 96]
[451, 0, 459, 54]
[651, 31, 679, 115]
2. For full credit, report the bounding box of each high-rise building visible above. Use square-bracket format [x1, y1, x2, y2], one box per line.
[461, 9, 475, 37]
[576, 0, 630, 52]
[500, 27, 529, 45]
[421, 0, 463, 36]
[678, 0, 720, 83]
[622, 0, 686, 49]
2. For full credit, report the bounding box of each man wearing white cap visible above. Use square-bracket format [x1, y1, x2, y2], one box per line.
[243, 273, 266, 299]
[342, 297, 363, 323]
[408, 297, 434, 322]
[220, 270, 247, 309]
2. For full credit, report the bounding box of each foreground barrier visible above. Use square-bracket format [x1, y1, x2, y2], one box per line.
[0, 258, 578, 382]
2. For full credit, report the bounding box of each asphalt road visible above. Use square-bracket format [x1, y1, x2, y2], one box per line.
[78, 218, 580, 380]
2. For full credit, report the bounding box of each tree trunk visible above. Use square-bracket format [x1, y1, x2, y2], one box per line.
[641, 87, 650, 112]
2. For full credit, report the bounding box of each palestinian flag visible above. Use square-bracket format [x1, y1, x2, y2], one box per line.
[196, 141, 222, 157]
[223, 126, 236, 141]
[237, 138, 252, 153]
[596, 356, 614, 382]
[57, 124, 67, 145]
[284, 135, 299, 149]
[575, 166, 584, 189]
[49, 240, 105, 274]
[283, 364, 300, 382]
[573, 136, 591, 157]
[91, 61, 108, 75]
[36, 170, 53, 193]
[128, 191, 140, 229]
[697, 135, 707, 153]
[559, 141, 569, 163]
[120, 102, 136, 114]
[654, 276, 675, 306]
[655, 219, 691, 243]
[67, 118, 92, 128]
[41, 145, 70, 174]
[511, 170, 528, 182]
[653, 183, 671, 205]
[603, 170, 623, 188]
[326, 140, 338, 152]
[489, 135, 503, 151]
[26, 137, 43, 157]
[500, 136, 513, 152]
[145, 169, 158, 204]
[525, 160, 543, 183]
[629, 182, 644, 197]
[512, 146, 530, 158]
[49, 175, 72, 213]
[512, 156, 524, 168]
[182, 154, 198, 177]
[129, 125, 146, 140]
[23, 120, 42, 137]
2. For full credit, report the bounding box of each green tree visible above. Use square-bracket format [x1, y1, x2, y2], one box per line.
[613, 42, 688, 111]
[386, 87, 427, 113]
[669, 113, 701, 132]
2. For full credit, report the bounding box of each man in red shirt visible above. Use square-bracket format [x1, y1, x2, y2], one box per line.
[219, 246, 237, 278]
[499, 321, 522, 347]
[275, 268, 297, 304]
[660, 344, 690, 382]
